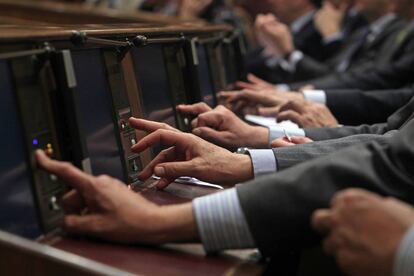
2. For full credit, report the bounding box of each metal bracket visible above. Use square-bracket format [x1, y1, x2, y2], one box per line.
[0, 42, 54, 60]
[131, 34, 186, 47]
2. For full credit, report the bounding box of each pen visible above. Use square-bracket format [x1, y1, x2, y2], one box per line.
[283, 129, 293, 143]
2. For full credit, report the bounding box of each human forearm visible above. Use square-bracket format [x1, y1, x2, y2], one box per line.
[154, 203, 199, 244]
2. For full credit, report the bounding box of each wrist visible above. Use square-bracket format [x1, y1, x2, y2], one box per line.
[248, 126, 270, 148]
[321, 27, 341, 38]
[152, 203, 199, 244]
[231, 153, 254, 183]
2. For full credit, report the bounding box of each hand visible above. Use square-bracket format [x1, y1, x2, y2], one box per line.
[132, 129, 254, 189]
[176, 102, 212, 116]
[235, 74, 276, 91]
[35, 150, 197, 244]
[254, 14, 277, 52]
[260, 17, 294, 56]
[219, 89, 304, 115]
[178, 0, 213, 20]
[314, 1, 348, 39]
[187, 105, 270, 150]
[277, 100, 339, 128]
[129, 117, 181, 133]
[177, 103, 269, 150]
[312, 189, 414, 276]
[270, 136, 314, 148]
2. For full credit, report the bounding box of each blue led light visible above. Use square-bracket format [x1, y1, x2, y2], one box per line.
[32, 139, 39, 146]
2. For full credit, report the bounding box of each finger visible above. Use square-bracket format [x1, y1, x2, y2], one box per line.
[155, 178, 172, 190]
[131, 129, 191, 154]
[277, 110, 304, 126]
[128, 117, 178, 133]
[290, 136, 313, 145]
[35, 150, 94, 194]
[138, 147, 177, 181]
[228, 90, 256, 103]
[311, 209, 333, 234]
[247, 74, 268, 85]
[64, 214, 104, 236]
[217, 91, 239, 99]
[279, 100, 305, 113]
[62, 190, 85, 215]
[232, 99, 249, 114]
[270, 138, 294, 148]
[192, 127, 228, 146]
[258, 106, 280, 117]
[235, 81, 256, 90]
[195, 111, 223, 128]
[191, 117, 198, 129]
[176, 102, 212, 115]
[330, 188, 380, 208]
[153, 161, 196, 184]
[323, 233, 344, 255]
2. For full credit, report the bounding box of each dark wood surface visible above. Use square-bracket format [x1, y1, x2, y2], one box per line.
[0, 23, 231, 42]
[0, 0, 181, 25]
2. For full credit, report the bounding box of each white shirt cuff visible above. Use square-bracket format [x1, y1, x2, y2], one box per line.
[275, 84, 290, 92]
[303, 90, 327, 104]
[193, 188, 256, 253]
[247, 149, 278, 178]
[323, 32, 344, 44]
[394, 224, 414, 276]
[268, 125, 305, 144]
[279, 50, 304, 73]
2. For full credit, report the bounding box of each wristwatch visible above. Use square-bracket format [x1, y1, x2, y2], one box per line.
[235, 147, 250, 155]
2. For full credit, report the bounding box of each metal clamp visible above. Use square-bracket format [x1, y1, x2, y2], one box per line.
[0, 42, 54, 60]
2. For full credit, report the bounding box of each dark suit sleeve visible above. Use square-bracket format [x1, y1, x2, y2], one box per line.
[289, 55, 332, 82]
[304, 123, 389, 141]
[326, 88, 414, 125]
[272, 131, 395, 170]
[302, 43, 414, 90]
[236, 120, 414, 257]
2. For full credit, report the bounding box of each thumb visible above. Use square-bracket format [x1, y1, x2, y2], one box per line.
[154, 161, 195, 183]
[64, 214, 103, 236]
[270, 138, 294, 148]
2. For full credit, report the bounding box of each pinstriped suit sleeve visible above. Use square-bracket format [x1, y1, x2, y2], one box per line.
[193, 188, 256, 253]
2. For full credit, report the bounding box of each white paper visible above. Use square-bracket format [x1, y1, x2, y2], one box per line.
[152, 176, 224, 190]
[245, 114, 300, 129]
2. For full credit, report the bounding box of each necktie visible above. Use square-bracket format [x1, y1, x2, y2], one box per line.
[336, 27, 371, 72]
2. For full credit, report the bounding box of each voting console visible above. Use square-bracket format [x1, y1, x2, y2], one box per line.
[0, 23, 259, 275]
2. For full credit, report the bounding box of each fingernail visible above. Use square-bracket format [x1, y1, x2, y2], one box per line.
[154, 166, 165, 177]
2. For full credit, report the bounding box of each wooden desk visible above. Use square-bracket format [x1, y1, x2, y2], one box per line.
[0, 0, 188, 25]
[0, 181, 263, 275]
[51, 181, 263, 275]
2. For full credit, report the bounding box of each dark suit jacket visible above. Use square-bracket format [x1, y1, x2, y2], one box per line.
[288, 17, 403, 82]
[305, 94, 414, 140]
[246, 12, 327, 83]
[237, 116, 414, 257]
[270, 88, 414, 173]
[320, 9, 368, 59]
[326, 87, 414, 125]
[290, 23, 414, 90]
